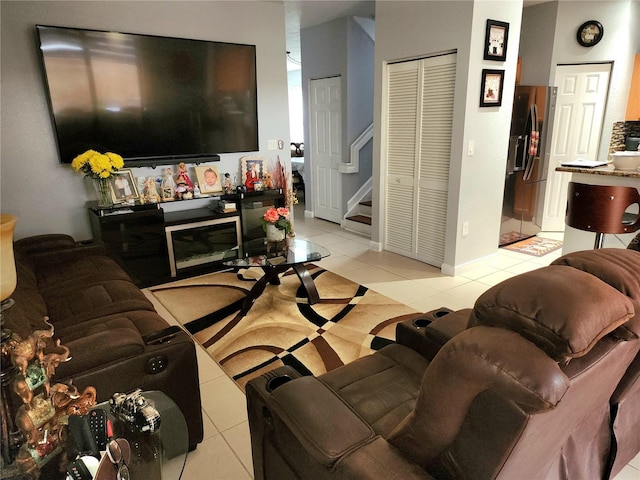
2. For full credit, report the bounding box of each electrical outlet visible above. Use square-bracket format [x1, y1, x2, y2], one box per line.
[467, 141, 475, 156]
[462, 222, 469, 237]
[268, 140, 278, 150]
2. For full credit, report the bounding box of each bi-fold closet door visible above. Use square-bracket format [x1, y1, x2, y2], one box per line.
[384, 53, 456, 267]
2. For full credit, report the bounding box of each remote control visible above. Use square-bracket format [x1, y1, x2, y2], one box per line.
[88, 409, 108, 451]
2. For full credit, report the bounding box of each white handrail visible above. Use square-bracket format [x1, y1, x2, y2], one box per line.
[339, 123, 373, 174]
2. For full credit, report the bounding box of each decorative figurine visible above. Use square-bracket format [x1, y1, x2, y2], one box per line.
[263, 172, 274, 189]
[223, 173, 234, 194]
[143, 177, 161, 204]
[175, 162, 194, 191]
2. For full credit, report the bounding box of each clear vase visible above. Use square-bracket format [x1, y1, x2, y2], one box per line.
[93, 177, 113, 208]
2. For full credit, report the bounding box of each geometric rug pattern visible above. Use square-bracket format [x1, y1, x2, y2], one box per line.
[148, 265, 423, 390]
[501, 236, 563, 257]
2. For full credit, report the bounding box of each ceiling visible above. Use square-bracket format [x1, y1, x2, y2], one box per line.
[284, 0, 375, 68]
[283, 0, 550, 70]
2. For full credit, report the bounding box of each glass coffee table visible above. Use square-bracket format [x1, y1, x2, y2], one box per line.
[223, 237, 330, 317]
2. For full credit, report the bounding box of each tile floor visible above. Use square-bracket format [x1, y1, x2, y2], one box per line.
[144, 205, 640, 480]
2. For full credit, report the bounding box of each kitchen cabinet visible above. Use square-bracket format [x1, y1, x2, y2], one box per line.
[626, 53, 640, 121]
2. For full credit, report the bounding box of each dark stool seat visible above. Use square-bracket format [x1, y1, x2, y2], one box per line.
[566, 182, 640, 248]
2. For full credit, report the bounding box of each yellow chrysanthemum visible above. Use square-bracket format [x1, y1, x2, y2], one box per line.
[105, 152, 124, 169]
[71, 149, 123, 180]
[71, 149, 99, 172]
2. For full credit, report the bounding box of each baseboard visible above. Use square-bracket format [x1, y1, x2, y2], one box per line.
[304, 210, 314, 218]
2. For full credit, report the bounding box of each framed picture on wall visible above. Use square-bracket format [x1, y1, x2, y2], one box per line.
[483, 19, 509, 61]
[480, 69, 505, 107]
[195, 165, 223, 194]
[108, 169, 139, 204]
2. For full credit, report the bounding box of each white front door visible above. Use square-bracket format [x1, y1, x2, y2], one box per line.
[309, 76, 342, 224]
[541, 63, 611, 231]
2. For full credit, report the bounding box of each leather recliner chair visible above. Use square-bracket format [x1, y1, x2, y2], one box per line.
[246, 248, 640, 479]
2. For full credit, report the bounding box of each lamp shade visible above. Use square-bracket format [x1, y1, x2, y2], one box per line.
[0, 214, 17, 301]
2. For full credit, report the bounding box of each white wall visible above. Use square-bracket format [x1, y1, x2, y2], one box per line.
[549, 0, 636, 161]
[0, 1, 290, 240]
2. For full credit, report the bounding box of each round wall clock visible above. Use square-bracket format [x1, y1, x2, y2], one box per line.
[577, 20, 603, 47]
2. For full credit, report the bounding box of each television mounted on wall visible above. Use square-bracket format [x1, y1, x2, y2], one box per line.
[36, 25, 258, 167]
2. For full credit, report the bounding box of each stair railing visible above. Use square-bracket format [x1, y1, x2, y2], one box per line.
[339, 123, 373, 174]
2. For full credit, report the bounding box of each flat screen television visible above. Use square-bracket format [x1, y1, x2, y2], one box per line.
[36, 25, 258, 166]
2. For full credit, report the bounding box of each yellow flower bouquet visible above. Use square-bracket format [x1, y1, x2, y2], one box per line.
[71, 150, 125, 207]
[71, 149, 124, 179]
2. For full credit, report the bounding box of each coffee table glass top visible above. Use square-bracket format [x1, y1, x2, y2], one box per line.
[223, 237, 330, 268]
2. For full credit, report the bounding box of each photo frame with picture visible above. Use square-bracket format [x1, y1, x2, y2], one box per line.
[240, 155, 265, 190]
[108, 169, 139, 203]
[195, 165, 222, 194]
[483, 19, 509, 62]
[480, 69, 505, 107]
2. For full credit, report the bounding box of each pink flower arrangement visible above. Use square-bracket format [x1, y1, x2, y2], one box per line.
[262, 207, 292, 235]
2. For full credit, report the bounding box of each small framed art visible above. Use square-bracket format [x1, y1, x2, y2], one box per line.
[480, 69, 505, 107]
[195, 165, 222, 194]
[484, 19, 509, 62]
[108, 169, 139, 203]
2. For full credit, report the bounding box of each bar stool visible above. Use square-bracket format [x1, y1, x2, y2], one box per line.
[565, 182, 640, 249]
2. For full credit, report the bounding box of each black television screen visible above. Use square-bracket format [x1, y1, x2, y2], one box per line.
[36, 25, 258, 166]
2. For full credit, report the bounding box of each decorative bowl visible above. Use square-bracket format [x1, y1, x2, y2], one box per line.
[611, 151, 640, 171]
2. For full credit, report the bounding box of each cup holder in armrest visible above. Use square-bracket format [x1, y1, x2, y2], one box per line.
[412, 308, 453, 329]
[413, 318, 432, 329]
[266, 375, 294, 393]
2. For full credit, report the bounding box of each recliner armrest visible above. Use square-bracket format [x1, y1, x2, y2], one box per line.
[268, 376, 376, 468]
[396, 309, 470, 360]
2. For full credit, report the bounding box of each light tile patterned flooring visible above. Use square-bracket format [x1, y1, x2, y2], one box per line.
[145, 206, 640, 480]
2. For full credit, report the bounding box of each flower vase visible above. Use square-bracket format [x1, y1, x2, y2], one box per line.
[93, 178, 113, 208]
[266, 224, 286, 242]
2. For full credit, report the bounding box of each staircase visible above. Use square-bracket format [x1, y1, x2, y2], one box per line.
[344, 199, 372, 236]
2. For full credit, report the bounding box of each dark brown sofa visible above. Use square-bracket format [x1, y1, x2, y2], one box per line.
[5, 234, 204, 449]
[246, 248, 640, 479]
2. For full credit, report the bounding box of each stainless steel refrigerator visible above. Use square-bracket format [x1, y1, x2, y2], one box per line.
[499, 85, 557, 246]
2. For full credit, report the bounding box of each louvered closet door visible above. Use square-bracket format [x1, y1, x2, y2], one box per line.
[385, 53, 456, 266]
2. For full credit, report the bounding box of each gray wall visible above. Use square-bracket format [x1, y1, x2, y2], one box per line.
[1, 1, 290, 240]
[301, 16, 375, 217]
[373, 0, 523, 273]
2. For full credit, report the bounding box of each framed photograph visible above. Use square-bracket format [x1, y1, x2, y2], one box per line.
[108, 169, 139, 203]
[484, 19, 509, 61]
[240, 156, 265, 190]
[480, 69, 505, 107]
[195, 165, 222, 194]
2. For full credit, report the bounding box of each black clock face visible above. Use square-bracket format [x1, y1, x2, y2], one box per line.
[577, 20, 603, 47]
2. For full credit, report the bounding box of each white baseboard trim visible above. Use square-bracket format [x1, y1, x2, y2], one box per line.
[368, 240, 382, 251]
[441, 251, 498, 276]
[304, 210, 314, 218]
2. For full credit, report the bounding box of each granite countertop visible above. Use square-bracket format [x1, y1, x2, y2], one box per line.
[555, 164, 640, 178]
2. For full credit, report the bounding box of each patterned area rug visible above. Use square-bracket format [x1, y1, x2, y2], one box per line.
[148, 265, 422, 389]
[502, 236, 563, 257]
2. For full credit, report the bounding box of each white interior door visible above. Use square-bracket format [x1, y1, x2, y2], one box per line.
[541, 63, 611, 231]
[310, 76, 342, 223]
[384, 54, 456, 267]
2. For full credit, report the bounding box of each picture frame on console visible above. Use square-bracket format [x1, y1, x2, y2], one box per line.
[195, 165, 223, 194]
[241, 156, 264, 190]
[109, 169, 139, 204]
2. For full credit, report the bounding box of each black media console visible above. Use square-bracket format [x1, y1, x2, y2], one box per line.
[89, 190, 285, 287]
